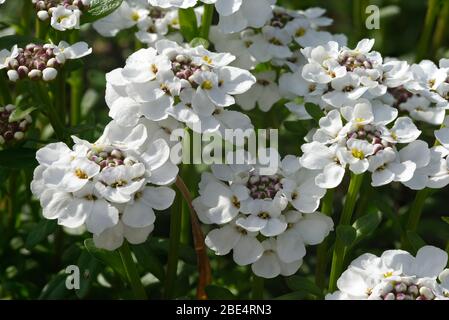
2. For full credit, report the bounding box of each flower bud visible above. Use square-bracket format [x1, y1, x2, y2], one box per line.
[28, 69, 42, 80]
[43, 67, 58, 81]
[7, 70, 19, 82]
[37, 10, 50, 20]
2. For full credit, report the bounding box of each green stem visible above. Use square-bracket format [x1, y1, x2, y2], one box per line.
[118, 242, 148, 300]
[328, 173, 365, 292]
[252, 275, 264, 300]
[416, 0, 440, 61]
[164, 186, 183, 299]
[0, 74, 12, 105]
[315, 189, 334, 290]
[200, 4, 215, 40]
[69, 31, 82, 126]
[432, 0, 449, 56]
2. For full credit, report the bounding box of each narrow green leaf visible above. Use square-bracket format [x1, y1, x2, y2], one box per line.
[84, 239, 127, 281]
[283, 120, 309, 135]
[353, 211, 383, 240]
[76, 250, 101, 299]
[190, 37, 209, 48]
[442, 216, 449, 225]
[304, 103, 325, 123]
[205, 285, 236, 300]
[285, 276, 323, 297]
[8, 106, 36, 122]
[39, 273, 70, 300]
[336, 225, 357, 247]
[406, 231, 426, 253]
[178, 8, 199, 42]
[132, 244, 165, 281]
[274, 291, 307, 300]
[82, 0, 124, 23]
[25, 219, 57, 249]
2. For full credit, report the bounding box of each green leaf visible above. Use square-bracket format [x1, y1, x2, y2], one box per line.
[352, 211, 383, 240]
[84, 239, 127, 281]
[336, 225, 357, 247]
[205, 285, 236, 300]
[406, 231, 426, 253]
[82, 0, 124, 23]
[8, 106, 36, 122]
[178, 8, 198, 42]
[39, 273, 70, 300]
[285, 276, 323, 297]
[25, 219, 57, 249]
[131, 244, 165, 281]
[76, 250, 101, 299]
[283, 120, 309, 135]
[190, 37, 209, 48]
[0, 148, 37, 169]
[442, 216, 449, 225]
[304, 103, 325, 123]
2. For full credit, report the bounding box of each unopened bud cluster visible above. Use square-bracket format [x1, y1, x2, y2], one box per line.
[6, 43, 63, 82]
[0, 105, 32, 145]
[380, 281, 436, 300]
[32, 0, 90, 21]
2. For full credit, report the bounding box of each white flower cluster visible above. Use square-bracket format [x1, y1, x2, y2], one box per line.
[282, 39, 449, 126]
[32, 0, 91, 31]
[327, 246, 449, 300]
[408, 118, 449, 190]
[0, 104, 32, 145]
[210, 6, 346, 112]
[149, 0, 275, 33]
[193, 154, 333, 278]
[105, 39, 255, 135]
[300, 99, 425, 188]
[93, 0, 192, 46]
[0, 41, 92, 82]
[31, 120, 178, 250]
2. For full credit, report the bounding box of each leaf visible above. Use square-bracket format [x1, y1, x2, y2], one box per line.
[283, 120, 309, 135]
[0, 148, 38, 169]
[285, 276, 323, 297]
[336, 225, 357, 247]
[76, 250, 101, 299]
[83, 239, 127, 281]
[205, 285, 236, 300]
[352, 211, 383, 241]
[148, 238, 197, 265]
[178, 8, 198, 42]
[190, 37, 209, 48]
[39, 273, 70, 300]
[131, 244, 165, 281]
[305, 103, 325, 123]
[406, 231, 426, 253]
[8, 106, 36, 122]
[82, 0, 124, 23]
[25, 219, 57, 249]
[442, 216, 449, 225]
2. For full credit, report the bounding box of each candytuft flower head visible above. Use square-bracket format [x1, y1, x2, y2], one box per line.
[0, 104, 32, 145]
[326, 246, 449, 300]
[31, 120, 177, 250]
[0, 41, 92, 82]
[32, 0, 91, 31]
[193, 152, 333, 278]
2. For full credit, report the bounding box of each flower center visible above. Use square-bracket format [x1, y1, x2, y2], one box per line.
[201, 80, 214, 90]
[87, 146, 125, 170]
[75, 168, 88, 179]
[270, 10, 294, 28]
[351, 148, 365, 159]
[246, 174, 282, 200]
[338, 52, 373, 72]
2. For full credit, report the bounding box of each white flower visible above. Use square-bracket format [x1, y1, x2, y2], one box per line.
[235, 71, 281, 112]
[50, 5, 81, 31]
[326, 246, 449, 300]
[194, 154, 332, 278]
[251, 238, 303, 279]
[31, 120, 177, 250]
[248, 26, 292, 63]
